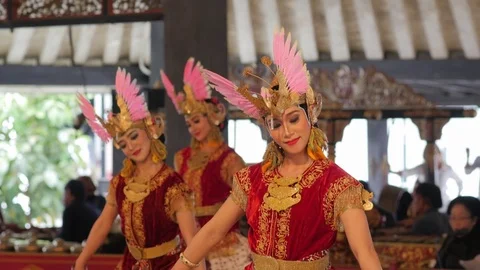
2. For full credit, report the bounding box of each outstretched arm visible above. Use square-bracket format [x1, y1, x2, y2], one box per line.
[341, 209, 382, 269]
[174, 197, 206, 270]
[74, 204, 118, 269]
[171, 197, 244, 270]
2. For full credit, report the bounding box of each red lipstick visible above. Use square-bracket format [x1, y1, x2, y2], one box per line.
[132, 149, 141, 156]
[285, 137, 300, 146]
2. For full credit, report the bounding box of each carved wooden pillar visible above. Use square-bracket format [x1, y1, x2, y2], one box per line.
[318, 119, 351, 161]
[412, 118, 450, 183]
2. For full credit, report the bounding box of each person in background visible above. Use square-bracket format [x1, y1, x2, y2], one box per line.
[392, 145, 463, 213]
[78, 176, 106, 214]
[59, 180, 99, 243]
[409, 182, 449, 236]
[436, 196, 480, 269]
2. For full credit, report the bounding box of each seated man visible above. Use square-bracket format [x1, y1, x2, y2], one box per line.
[410, 182, 449, 236]
[78, 176, 106, 214]
[59, 180, 99, 243]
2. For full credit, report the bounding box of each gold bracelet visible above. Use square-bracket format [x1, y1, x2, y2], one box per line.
[179, 252, 200, 268]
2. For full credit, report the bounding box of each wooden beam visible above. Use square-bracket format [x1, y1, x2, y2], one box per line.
[353, 0, 383, 60]
[39, 26, 68, 65]
[103, 23, 125, 65]
[386, 0, 415, 59]
[304, 59, 480, 80]
[143, 22, 152, 65]
[258, 0, 280, 58]
[322, 0, 350, 61]
[231, 0, 256, 64]
[292, 0, 319, 61]
[0, 65, 148, 85]
[129, 22, 146, 63]
[74, 24, 97, 64]
[448, 0, 480, 59]
[7, 28, 35, 64]
[417, 0, 448, 59]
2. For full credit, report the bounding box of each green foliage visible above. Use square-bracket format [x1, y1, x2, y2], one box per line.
[0, 93, 88, 227]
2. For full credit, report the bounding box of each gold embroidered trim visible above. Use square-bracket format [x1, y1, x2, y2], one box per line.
[323, 176, 363, 231]
[121, 200, 135, 246]
[233, 167, 251, 194]
[220, 152, 243, 186]
[255, 202, 271, 255]
[255, 159, 330, 257]
[184, 143, 228, 207]
[230, 176, 248, 211]
[251, 252, 330, 270]
[275, 209, 291, 259]
[194, 203, 222, 217]
[106, 175, 120, 206]
[164, 183, 194, 221]
[121, 166, 175, 248]
[133, 200, 146, 247]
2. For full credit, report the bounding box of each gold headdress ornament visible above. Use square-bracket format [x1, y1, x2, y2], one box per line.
[205, 28, 328, 170]
[77, 68, 166, 169]
[160, 58, 226, 125]
[160, 58, 227, 148]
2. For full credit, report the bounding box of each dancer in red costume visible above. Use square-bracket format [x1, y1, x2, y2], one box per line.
[171, 29, 382, 270]
[74, 69, 205, 270]
[160, 58, 251, 270]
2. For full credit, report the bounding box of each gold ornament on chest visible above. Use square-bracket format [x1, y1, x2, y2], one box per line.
[263, 175, 302, 211]
[187, 150, 210, 171]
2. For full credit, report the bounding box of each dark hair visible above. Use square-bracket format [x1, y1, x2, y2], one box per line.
[359, 180, 371, 192]
[447, 196, 480, 219]
[415, 182, 443, 209]
[158, 133, 166, 144]
[65, 180, 86, 201]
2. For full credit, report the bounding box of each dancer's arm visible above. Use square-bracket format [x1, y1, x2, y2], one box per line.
[174, 197, 206, 270]
[74, 204, 118, 269]
[342, 209, 382, 270]
[171, 197, 244, 270]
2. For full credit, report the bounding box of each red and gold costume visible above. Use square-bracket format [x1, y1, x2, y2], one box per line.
[204, 28, 374, 269]
[78, 69, 193, 269]
[162, 59, 251, 269]
[106, 164, 191, 269]
[230, 160, 370, 269]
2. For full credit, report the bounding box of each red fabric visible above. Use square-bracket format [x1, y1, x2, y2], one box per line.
[115, 165, 184, 269]
[178, 144, 239, 231]
[237, 160, 361, 268]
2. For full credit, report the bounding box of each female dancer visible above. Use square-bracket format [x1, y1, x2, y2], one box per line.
[74, 69, 204, 270]
[160, 58, 251, 269]
[171, 29, 382, 269]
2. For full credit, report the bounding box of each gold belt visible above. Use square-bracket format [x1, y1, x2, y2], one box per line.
[127, 235, 180, 261]
[251, 252, 330, 270]
[195, 203, 223, 217]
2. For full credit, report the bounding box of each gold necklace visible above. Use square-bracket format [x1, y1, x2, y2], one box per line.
[264, 175, 302, 211]
[263, 160, 314, 212]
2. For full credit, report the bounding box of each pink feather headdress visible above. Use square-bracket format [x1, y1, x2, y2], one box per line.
[160, 58, 226, 124]
[77, 68, 161, 144]
[206, 28, 321, 124]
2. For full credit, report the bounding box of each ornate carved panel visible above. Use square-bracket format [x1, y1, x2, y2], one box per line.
[13, 0, 103, 20]
[310, 65, 434, 110]
[109, 0, 162, 15]
[0, 1, 6, 21]
[229, 64, 435, 111]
